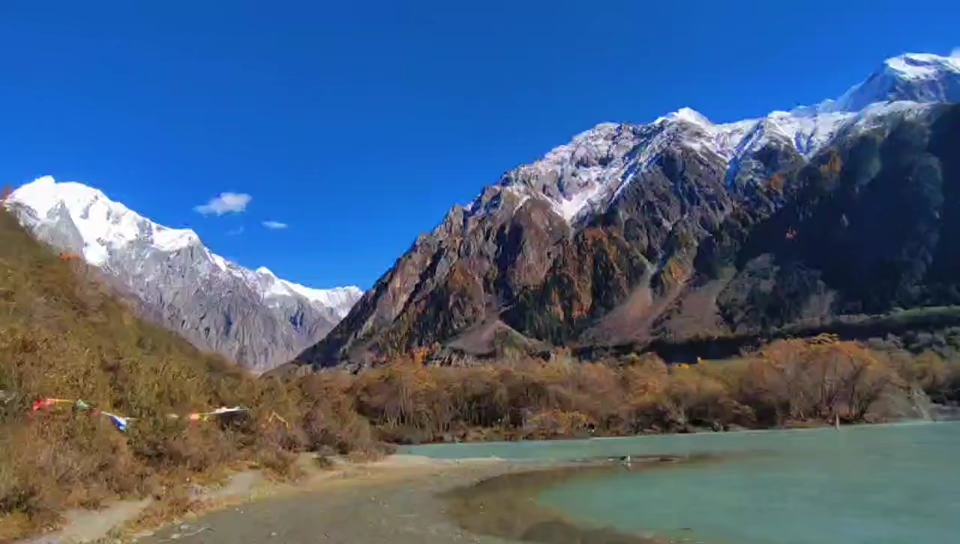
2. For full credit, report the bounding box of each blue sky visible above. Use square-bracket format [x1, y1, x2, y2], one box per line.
[0, 1, 957, 290]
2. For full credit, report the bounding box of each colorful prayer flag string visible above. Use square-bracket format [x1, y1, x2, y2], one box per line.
[28, 397, 250, 433]
[31, 398, 74, 411]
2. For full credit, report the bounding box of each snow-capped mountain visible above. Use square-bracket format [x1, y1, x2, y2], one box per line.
[820, 52, 960, 114]
[5, 176, 362, 372]
[246, 266, 360, 319]
[295, 51, 960, 369]
[466, 53, 959, 228]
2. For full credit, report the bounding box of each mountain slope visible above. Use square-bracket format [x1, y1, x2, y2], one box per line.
[295, 52, 960, 369]
[4, 177, 362, 372]
[0, 202, 254, 537]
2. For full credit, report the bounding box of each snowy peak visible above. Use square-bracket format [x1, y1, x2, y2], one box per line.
[883, 53, 960, 81]
[256, 266, 277, 277]
[8, 176, 201, 264]
[282, 284, 364, 317]
[659, 107, 713, 127]
[464, 51, 960, 225]
[248, 265, 360, 313]
[824, 52, 960, 113]
[5, 176, 363, 316]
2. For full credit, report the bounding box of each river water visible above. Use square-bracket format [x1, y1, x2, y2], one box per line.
[402, 422, 960, 544]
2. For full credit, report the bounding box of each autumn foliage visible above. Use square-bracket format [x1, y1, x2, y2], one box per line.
[279, 334, 940, 445]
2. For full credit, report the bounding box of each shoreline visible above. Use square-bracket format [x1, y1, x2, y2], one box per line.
[133, 454, 527, 544]
[399, 416, 955, 454]
[15, 454, 515, 544]
[128, 452, 717, 544]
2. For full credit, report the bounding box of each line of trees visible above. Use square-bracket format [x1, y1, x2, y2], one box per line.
[281, 334, 951, 447]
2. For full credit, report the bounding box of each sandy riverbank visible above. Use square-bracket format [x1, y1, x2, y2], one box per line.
[133, 454, 523, 544]
[18, 454, 518, 544]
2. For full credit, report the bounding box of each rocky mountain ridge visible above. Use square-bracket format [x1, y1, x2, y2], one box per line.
[294, 52, 960, 369]
[4, 176, 362, 372]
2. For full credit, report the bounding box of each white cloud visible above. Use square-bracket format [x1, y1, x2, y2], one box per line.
[262, 220, 289, 230]
[226, 227, 245, 236]
[194, 192, 252, 216]
[951, 47, 960, 58]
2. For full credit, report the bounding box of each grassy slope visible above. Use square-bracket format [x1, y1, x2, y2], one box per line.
[0, 207, 253, 415]
[0, 208, 308, 540]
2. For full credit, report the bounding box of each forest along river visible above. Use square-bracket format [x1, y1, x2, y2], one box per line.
[136, 422, 960, 544]
[403, 421, 960, 544]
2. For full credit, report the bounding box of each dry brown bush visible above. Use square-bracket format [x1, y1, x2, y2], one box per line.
[313, 334, 925, 444]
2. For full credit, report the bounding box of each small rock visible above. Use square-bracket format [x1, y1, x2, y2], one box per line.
[270, 531, 278, 537]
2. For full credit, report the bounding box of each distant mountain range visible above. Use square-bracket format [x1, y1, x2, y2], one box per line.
[292, 52, 960, 369]
[4, 177, 362, 372]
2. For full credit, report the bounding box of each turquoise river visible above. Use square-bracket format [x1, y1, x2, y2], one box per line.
[402, 421, 960, 544]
